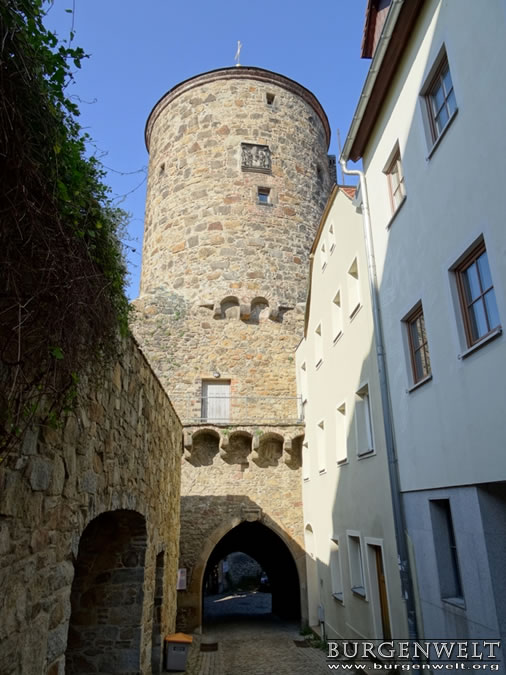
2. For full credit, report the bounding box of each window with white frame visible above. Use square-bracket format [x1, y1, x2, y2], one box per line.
[320, 241, 327, 270]
[201, 380, 230, 423]
[299, 362, 308, 420]
[355, 384, 374, 456]
[331, 290, 343, 342]
[299, 362, 308, 401]
[336, 403, 347, 464]
[315, 323, 323, 368]
[330, 539, 344, 601]
[347, 258, 361, 318]
[348, 534, 366, 597]
[317, 420, 326, 473]
[328, 223, 336, 254]
[302, 440, 310, 481]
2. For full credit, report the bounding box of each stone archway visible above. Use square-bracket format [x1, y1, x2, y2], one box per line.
[185, 518, 302, 631]
[65, 509, 148, 674]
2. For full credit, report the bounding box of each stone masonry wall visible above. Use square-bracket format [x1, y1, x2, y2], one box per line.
[132, 295, 305, 409]
[177, 446, 305, 632]
[0, 335, 182, 675]
[133, 66, 331, 412]
[140, 67, 331, 306]
[132, 67, 332, 634]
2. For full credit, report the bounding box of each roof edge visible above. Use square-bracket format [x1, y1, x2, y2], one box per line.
[145, 66, 331, 151]
[303, 185, 356, 337]
[342, 0, 425, 163]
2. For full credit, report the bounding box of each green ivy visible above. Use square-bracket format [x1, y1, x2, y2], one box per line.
[0, 0, 131, 454]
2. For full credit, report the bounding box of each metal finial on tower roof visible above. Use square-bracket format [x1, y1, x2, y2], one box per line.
[235, 40, 242, 67]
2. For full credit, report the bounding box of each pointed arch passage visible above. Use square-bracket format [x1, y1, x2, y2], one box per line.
[65, 510, 147, 674]
[202, 521, 301, 624]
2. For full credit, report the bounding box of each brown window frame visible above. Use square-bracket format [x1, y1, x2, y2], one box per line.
[456, 241, 500, 348]
[406, 303, 431, 384]
[425, 56, 457, 144]
[385, 149, 405, 213]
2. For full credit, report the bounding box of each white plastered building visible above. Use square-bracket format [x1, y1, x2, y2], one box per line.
[296, 185, 409, 641]
[341, 0, 506, 652]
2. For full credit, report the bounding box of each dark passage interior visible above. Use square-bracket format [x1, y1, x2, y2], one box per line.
[65, 509, 147, 674]
[202, 521, 300, 624]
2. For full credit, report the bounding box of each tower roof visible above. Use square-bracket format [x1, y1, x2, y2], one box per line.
[145, 66, 331, 151]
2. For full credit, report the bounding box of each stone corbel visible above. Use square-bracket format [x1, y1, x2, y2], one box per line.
[240, 303, 251, 321]
[218, 432, 229, 460]
[268, 306, 279, 322]
[241, 505, 263, 522]
[251, 433, 261, 463]
[183, 430, 194, 461]
[212, 303, 222, 320]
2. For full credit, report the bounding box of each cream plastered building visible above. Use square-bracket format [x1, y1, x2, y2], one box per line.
[342, 0, 506, 653]
[296, 185, 409, 641]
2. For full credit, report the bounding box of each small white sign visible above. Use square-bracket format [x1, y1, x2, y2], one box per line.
[177, 568, 187, 590]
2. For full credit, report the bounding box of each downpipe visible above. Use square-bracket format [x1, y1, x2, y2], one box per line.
[340, 159, 418, 641]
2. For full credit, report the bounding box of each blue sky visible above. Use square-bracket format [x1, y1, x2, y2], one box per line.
[44, 0, 370, 298]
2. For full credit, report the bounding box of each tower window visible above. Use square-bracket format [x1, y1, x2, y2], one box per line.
[266, 93, 275, 105]
[257, 187, 271, 205]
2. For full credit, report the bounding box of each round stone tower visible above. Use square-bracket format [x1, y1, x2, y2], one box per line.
[141, 66, 331, 307]
[133, 66, 332, 632]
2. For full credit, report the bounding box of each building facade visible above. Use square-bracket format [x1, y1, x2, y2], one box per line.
[132, 66, 333, 632]
[342, 0, 506, 655]
[296, 186, 409, 641]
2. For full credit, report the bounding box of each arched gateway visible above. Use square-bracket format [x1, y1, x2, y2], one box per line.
[132, 65, 333, 635]
[203, 521, 301, 623]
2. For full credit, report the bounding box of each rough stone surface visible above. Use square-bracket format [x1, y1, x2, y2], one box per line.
[0, 336, 182, 675]
[132, 67, 331, 635]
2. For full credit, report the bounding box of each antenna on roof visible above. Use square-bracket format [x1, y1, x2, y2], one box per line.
[337, 129, 346, 185]
[235, 40, 243, 67]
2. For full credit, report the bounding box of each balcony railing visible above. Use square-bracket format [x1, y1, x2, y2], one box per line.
[169, 395, 304, 426]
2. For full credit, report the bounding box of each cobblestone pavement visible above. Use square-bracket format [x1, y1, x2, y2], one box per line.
[177, 592, 335, 675]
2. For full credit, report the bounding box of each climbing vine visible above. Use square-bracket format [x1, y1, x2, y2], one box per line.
[0, 0, 130, 455]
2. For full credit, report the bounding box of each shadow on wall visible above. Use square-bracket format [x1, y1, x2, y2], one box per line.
[66, 510, 148, 674]
[176, 495, 306, 633]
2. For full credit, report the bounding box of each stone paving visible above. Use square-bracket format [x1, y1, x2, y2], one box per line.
[171, 592, 339, 675]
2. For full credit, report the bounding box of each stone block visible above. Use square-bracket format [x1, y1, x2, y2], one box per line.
[27, 457, 52, 491]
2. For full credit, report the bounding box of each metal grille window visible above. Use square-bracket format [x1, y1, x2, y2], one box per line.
[456, 242, 500, 347]
[426, 57, 457, 142]
[406, 304, 431, 383]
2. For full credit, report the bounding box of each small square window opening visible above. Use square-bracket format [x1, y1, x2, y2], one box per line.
[257, 187, 271, 205]
[266, 93, 275, 105]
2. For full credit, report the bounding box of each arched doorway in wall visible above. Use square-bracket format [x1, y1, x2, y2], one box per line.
[65, 510, 148, 674]
[201, 521, 301, 627]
